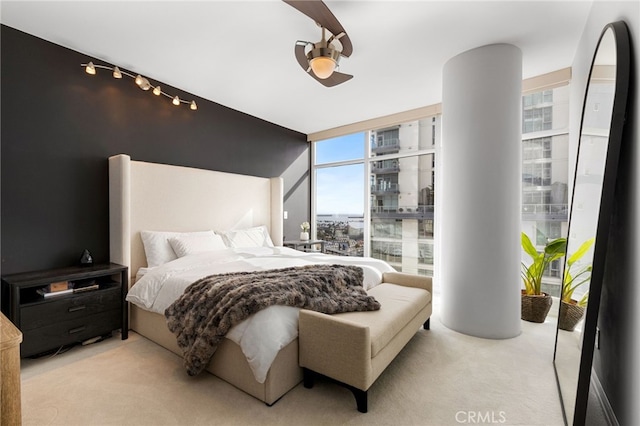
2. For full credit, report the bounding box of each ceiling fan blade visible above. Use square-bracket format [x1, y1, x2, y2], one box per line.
[331, 33, 353, 59]
[283, 0, 352, 57]
[319, 71, 353, 87]
[295, 43, 311, 72]
[308, 69, 353, 88]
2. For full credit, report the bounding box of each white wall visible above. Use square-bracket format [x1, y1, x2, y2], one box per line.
[571, 1, 639, 423]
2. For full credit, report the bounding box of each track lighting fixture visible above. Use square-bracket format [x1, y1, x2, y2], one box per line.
[81, 61, 197, 111]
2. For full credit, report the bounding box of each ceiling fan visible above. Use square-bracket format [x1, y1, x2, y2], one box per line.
[283, 0, 353, 87]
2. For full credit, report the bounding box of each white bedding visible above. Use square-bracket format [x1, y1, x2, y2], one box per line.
[126, 246, 395, 383]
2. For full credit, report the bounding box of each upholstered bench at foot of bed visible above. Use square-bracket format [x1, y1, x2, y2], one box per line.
[298, 272, 432, 413]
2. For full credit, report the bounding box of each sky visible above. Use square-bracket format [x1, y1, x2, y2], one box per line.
[315, 132, 366, 215]
[315, 132, 366, 164]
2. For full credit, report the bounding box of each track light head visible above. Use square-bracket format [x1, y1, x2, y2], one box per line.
[85, 62, 96, 75]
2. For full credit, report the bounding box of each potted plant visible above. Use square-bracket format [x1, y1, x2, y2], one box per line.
[521, 232, 566, 323]
[558, 237, 594, 331]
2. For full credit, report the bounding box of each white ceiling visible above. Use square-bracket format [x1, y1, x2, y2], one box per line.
[1, 1, 593, 136]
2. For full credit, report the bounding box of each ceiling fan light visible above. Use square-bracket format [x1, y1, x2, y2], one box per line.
[310, 56, 336, 79]
[307, 46, 341, 79]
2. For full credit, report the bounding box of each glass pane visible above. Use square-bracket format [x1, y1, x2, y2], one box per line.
[418, 242, 434, 265]
[522, 86, 569, 134]
[370, 117, 438, 157]
[521, 134, 569, 218]
[370, 153, 435, 276]
[521, 93, 570, 298]
[315, 164, 364, 256]
[314, 133, 365, 165]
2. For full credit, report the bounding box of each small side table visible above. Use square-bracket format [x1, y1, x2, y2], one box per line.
[1, 263, 128, 358]
[283, 240, 326, 253]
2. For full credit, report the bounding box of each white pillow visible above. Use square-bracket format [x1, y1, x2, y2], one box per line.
[169, 233, 226, 257]
[221, 225, 275, 248]
[140, 230, 217, 267]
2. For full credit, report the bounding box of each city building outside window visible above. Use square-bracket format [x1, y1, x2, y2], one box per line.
[369, 117, 437, 275]
[312, 77, 569, 292]
[521, 85, 570, 297]
[313, 117, 438, 277]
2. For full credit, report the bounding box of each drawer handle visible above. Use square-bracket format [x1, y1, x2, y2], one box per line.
[68, 326, 86, 335]
[68, 305, 86, 313]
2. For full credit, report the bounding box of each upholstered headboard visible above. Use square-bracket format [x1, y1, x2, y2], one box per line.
[108, 154, 284, 284]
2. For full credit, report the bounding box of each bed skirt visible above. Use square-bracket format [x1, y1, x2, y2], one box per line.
[129, 305, 303, 405]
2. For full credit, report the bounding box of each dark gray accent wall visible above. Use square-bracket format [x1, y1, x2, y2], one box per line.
[1, 25, 310, 275]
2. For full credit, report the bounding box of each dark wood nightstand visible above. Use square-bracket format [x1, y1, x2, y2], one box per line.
[1, 263, 128, 357]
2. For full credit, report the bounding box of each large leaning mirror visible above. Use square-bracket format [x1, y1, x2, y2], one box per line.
[553, 21, 630, 426]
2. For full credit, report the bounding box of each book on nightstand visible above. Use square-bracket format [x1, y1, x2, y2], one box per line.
[73, 283, 100, 293]
[48, 281, 70, 292]
[36, 280, 73, 297]
[36, 280, 100, 297]
[71, 279, 100, 293]
[37, 287, 74, 297]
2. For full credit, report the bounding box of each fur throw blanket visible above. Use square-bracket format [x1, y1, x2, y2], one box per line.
[165, 264, 380, 376]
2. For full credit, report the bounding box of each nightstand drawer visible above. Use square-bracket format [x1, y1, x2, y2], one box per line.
[21, 309, 121, 357]
[20, 287, 121, 331]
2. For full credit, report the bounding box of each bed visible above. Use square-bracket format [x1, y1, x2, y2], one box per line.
[108, 154, 394, 405]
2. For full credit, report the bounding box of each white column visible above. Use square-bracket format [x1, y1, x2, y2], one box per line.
[438, 44, 522, 339]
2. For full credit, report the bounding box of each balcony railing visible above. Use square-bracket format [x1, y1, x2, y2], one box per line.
[371, 138, 400, 154]
[371, 205, 435, 219]
[371, 183, 399, 194]
[371, 163, 400, 174]
[371, 205, 434, 213]
[522, 203, 568, 220]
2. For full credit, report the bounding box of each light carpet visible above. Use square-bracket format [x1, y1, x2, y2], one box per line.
[20, 301, 564, 426]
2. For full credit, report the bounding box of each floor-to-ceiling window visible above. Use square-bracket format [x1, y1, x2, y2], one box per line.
[369, 118, 438, 275]
[313, 133, 366, 256]
[312, 116, 439, 274]
[311, 73, 569, 288]
[521, 85, 570, 297]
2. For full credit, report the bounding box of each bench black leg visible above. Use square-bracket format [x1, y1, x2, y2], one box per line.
[303, 368, 316, 389]
[303, 368, 368, 413]
[424, 318, 430, 330]
[346, 386, 368, 413]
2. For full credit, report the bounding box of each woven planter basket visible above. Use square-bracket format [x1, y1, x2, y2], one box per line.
[558, 300, 586, 331]
[521, 291, 553, 323]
